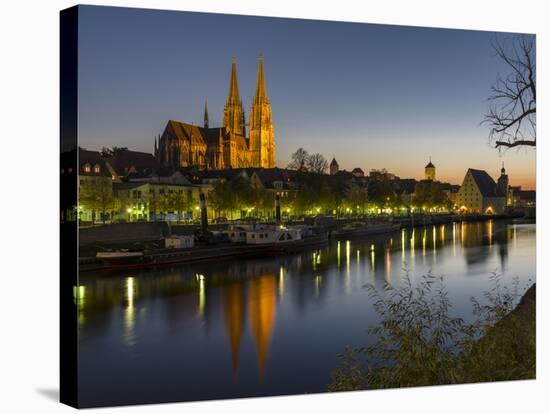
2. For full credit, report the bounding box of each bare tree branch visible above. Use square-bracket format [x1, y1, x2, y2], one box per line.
[494, 140, 536, 149]
[484, 35, 536, 149]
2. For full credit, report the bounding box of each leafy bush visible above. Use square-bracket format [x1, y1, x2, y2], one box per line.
[328, 272, 535, 391]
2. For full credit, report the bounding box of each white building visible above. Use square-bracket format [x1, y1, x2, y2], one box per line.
[456, 168, 506, 214]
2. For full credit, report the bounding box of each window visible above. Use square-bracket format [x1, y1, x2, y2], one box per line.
[83, 164, 91, 173]
[94, 164, 101, 173]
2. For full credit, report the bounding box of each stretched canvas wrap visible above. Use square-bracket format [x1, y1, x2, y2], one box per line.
[60, 5, 537, 408]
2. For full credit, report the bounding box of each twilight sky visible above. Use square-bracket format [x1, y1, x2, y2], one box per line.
[78, 5, 536, 189]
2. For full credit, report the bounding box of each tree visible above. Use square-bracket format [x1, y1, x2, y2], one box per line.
[101, 146, 129, 157]
[166, 190, 193, 219]
[208, 180, 233, 217]
[484, 35, 536, 149]
[288, 148, 329, 174]
[345, 185, 369, 214]
[287, 148, 310, 170]
[207, 177, 258, 218]
[307, 153, 329, 174]
[413, 181, 448, 209]
[79, 177, 117, 223]
[367, 179, 395, 206]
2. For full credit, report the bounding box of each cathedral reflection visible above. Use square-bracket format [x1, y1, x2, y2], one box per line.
[222, 283, 245, 375]
[248, 274, 277, 379]
[220, 272, 278, 379]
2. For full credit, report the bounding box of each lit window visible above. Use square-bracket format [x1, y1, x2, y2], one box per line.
[94, 165, 101, 173]
[84, 164, 91, 173]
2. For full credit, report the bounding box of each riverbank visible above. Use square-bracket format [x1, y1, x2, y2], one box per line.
[79, 214, 530, 272]
[460, 283, 536, 382]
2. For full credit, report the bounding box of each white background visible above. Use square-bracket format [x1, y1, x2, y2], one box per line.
[0, 0, 547, 412]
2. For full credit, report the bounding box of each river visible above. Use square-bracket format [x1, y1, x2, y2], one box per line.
[77, 220, 535, 407]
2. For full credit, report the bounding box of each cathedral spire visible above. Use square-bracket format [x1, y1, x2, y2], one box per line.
[204, 98, 209, 128]
[254, 53, 267, 102]
[249, 53, 275, 168]
[228, 56, 240, 103]
[223, 57, 245, 135]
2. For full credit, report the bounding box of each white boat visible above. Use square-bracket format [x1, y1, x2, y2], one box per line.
[95, 251, 146, 265]
[211, 225, 249, 243]
[246, 226, 302, 245]
[96, 251, 143, 259]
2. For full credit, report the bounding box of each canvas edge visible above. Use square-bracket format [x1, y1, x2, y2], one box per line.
[60, 4, 79, 409]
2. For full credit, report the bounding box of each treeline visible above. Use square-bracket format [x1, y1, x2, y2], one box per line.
[207, 172, 452, 219]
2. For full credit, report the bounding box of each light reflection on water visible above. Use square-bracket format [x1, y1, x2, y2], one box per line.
[77, 221, 535, 407]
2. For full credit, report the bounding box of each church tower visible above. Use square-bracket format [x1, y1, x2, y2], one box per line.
[330, 157, 339, 175]
[223, 57, 245, 136]
[497, 162, 509, 201]
[425, 157, 436, 181]
[203, 99, 209, 128]
[249, 54, 275, 168]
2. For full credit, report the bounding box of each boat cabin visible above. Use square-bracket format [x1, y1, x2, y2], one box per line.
[246, 228, 302, 245]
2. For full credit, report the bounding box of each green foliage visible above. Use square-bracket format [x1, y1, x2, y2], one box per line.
[208, 177, 275, 218]
[79, 176, 117, 223]
[413, 181, 450, 208]
[328, 273, 535, 392]
[289, 173, 347, 215]
[367, 179, 396, 206]
[345, 185, 369, 213]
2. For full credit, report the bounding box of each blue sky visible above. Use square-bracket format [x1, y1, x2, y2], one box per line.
[78, 5, 536, 188]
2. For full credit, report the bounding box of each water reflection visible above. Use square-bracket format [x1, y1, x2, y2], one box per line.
[223, 283, 245, 375]
[124, 277, 136, 347]
[77, 221, 535, 406]
[248, 274, 277, 379]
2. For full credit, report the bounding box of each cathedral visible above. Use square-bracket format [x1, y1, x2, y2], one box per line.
[155, 55, 275, 170]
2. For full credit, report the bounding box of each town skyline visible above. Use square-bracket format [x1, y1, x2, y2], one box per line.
[78, 6, 536, 189]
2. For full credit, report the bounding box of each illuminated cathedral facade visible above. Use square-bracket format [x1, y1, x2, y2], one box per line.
[155, 55, 275, 170]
